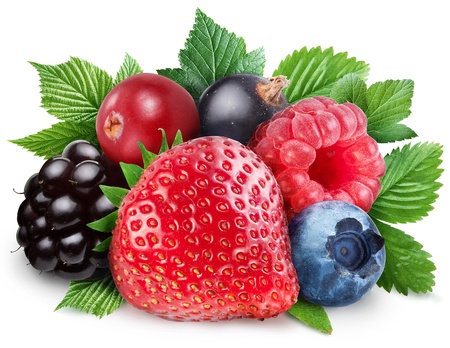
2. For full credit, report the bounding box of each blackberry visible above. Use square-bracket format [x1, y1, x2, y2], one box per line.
[16, 140, 127, 280]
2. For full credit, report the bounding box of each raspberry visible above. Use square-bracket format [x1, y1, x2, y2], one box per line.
[248, 96, 385, 220]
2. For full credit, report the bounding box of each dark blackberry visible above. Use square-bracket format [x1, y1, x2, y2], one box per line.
[15, 140, 126, 281]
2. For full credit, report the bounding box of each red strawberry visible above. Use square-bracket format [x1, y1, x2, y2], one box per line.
[248, 96, 386, 220]
[109, 136, 299, 321]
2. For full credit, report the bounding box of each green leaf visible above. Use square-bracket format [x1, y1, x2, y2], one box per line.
[171, 129, 184, 147]
[156, 68, 202, 99]
[136, 129, 184, 170]
[331, 76, 416, 142]
[114, 53, 143, 85]
[9, 120, 98, 159]
[29, 57, 113, 122]
[370, 123, 417, 143]
[87, 210, 118, 232]
[157, 128, 185, 153]
[157, 8, 265, 101]
[239, 46, 266, 75]
[158, 128, 170, 154]
[366, 79, 416, 142]
[288, 297, 332, 334]
[138, 142, 158, 169]
[273, 46, 370, 104]
[100, 185, 129, 208]
[374, 219, 436, 294]
[93, 236, 112, 252]
[120, 162, 144, 188]
[330, 73, 368, 111]
[370, 142, 444, 224]
[55, 275, 124, 318]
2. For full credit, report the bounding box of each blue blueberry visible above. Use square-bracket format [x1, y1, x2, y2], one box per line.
[288, 200, 386, 307]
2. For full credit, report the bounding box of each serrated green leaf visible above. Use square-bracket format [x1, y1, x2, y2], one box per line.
[30, 57, 113, 122]
[370, 142, 444, 224]
[273, 46, 370, 104]
[55, 275, 124, 318]
[374, 219, 436, 294]
[330, 73, 368, 110]
[120, 162, 144, 188]
[157, 8, 265, 101]
[9, 120, 98, 159]
[366, 79, 416, 143]
[114, 53, 143, 85]
[87, 210, 118, 232]
[157, 67, 204, 100]
[100, 185, 129, 208]
[239, 46, 266, 75]
[288, 297, 332, 334]
[370, 123, 417, 143]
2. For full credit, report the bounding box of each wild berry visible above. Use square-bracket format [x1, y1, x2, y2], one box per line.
[16, 140, 127, 280]
[96, 73, 200, 166]
[248, 96, 386, 219]
[109, 136, 299, 321]
[197, 74, 289, 144]
[289, 200, 386, 307]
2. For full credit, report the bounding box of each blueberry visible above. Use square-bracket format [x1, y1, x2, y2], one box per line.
[288, 200, 386, 307]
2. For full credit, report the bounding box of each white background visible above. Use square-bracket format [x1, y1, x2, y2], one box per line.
[1, 1, 448, 346]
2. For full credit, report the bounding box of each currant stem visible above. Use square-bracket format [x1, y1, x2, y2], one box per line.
[256, 75, 289, 107]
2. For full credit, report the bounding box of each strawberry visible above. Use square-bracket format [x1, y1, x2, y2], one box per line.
[109, 136, 299, 321]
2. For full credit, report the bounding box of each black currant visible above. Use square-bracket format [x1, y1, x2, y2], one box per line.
[197, 73, 290, 144]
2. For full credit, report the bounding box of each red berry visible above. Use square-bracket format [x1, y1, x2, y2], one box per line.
[96, 73, 200, 166]
[109, 136, 299, 321]
[248, 96, 385, 220]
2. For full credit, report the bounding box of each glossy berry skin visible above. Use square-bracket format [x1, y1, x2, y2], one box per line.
[96, 73, 200, 166]
[16, 140, 127, 280]
[248, 96, 386, 220]
[197, 74, 289, 145]
[288, 200, 386, 307]
[109, 136, 299, 321]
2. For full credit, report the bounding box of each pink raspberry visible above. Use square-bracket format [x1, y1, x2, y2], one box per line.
[248, 96, 386, 220]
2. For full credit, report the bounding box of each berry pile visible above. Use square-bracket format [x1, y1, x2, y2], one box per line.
[16, 140, 127, 280]
[8, 9, 443, 333]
